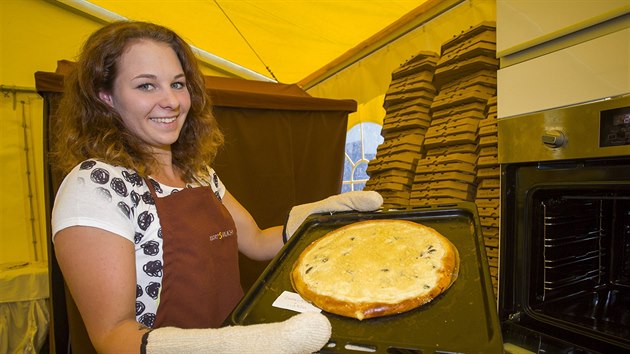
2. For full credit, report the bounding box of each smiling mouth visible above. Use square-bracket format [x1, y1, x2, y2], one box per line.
[151, 117, 177, 124]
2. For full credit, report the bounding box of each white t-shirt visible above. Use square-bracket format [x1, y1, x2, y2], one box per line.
[51, 159, 226, 328]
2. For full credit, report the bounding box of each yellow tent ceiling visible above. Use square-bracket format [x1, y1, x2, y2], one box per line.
[72, 0, 429, 84]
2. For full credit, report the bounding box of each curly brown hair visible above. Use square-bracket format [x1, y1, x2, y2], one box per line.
[53, 21, 223, 182]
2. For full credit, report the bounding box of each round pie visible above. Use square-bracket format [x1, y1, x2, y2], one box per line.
[290, 219, 459, 320]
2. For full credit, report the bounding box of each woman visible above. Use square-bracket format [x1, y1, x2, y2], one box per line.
[51, 21, 382, 353]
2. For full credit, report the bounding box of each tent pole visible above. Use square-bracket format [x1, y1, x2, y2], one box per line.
[19, 100, 42, 262]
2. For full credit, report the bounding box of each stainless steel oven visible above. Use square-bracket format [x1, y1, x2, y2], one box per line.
[498, 94, 630, 353]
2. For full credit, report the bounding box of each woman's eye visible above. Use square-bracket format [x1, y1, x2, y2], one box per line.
[172, 82, 186, 89]
[137, 83, 155, 91]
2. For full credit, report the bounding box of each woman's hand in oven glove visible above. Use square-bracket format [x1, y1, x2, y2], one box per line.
[145, 312, 331, 354]
[283, 191, 383, 242]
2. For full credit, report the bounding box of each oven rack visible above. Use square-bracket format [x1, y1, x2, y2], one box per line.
[541, 198, 607, 300]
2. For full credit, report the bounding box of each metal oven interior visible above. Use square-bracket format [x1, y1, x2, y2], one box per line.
[499, 94, 630, 353]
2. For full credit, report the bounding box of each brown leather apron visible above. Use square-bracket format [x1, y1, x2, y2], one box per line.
[145, 178, 243, 329]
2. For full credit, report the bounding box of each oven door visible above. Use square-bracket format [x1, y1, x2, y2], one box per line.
[500, 157, 630, 354]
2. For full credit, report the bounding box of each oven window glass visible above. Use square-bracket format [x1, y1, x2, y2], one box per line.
[528, 188, 630, 341]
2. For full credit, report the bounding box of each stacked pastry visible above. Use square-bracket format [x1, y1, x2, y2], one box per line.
[365, 52, 439, 209]
[365, 22, 499, 298]
[410, 22, 498, 206]
[475, 95, 499, 295]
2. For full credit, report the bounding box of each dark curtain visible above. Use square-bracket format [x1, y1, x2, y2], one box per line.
[213, 107, 349, 290]
[204, 75, 353, 291]
[213, 107, 349, 227]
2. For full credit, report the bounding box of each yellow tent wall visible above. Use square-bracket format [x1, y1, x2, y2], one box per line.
[306, 0, 496, 130]
[0, 0, 103, 264]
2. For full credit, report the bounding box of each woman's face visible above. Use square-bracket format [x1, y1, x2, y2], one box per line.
[99, 39, 191, 154]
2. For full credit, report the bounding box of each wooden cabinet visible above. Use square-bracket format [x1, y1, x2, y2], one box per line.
[496, 1, 630, 118]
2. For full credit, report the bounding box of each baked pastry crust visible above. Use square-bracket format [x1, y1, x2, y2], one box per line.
[291, 219, 459, 320]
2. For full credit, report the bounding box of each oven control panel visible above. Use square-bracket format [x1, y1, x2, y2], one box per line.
[600, 106, 630, 147]
[498, 94, 630, 164]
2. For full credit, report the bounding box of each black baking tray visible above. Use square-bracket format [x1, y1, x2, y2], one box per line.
[229, 202, 503, 353]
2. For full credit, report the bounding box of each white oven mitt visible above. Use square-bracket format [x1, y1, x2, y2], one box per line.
[144, 312, 331, 354]
[283, 191, 383, 242]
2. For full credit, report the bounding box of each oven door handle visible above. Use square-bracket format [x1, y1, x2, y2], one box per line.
[537, 161, 584, 170]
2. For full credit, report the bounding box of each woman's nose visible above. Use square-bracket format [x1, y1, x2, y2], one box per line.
[159, 88, 180, 109]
